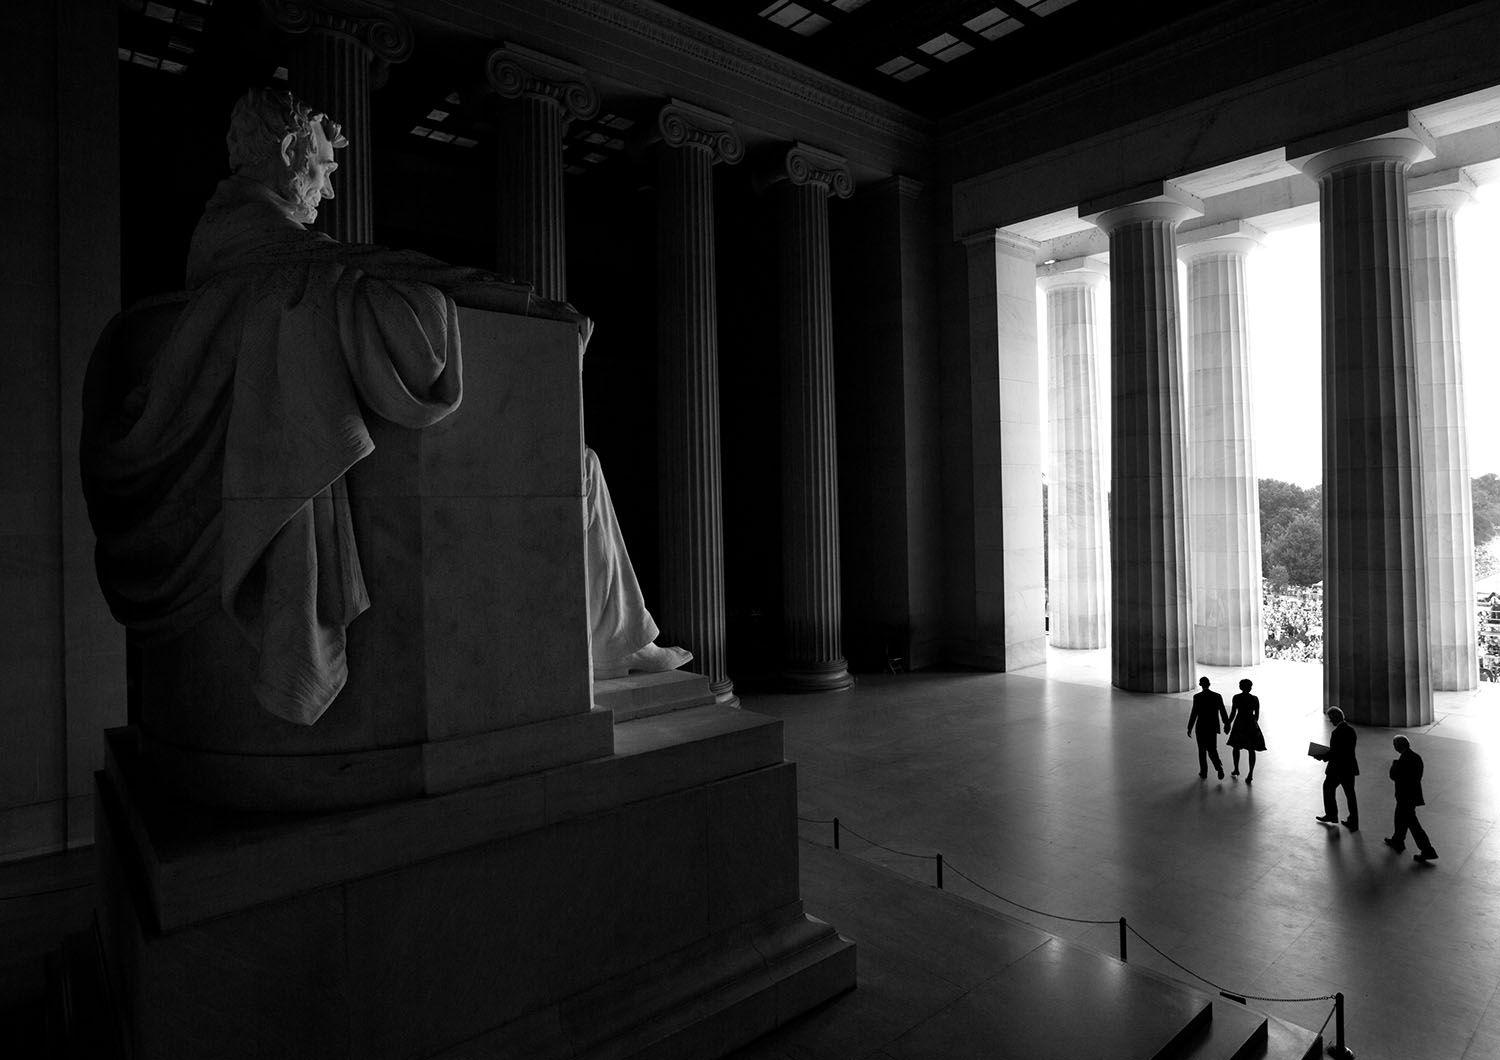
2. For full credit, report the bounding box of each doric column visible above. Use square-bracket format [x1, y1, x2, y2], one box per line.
[1037, 262, 1109, 649]
[263, 0, 413, 244]
[776, 144, 855, 690]
[485, 44, 599, 301]
[656, 100, 742, 704]
[1409, 174, 1478, 691]
[1179, 226, 1265, 666]
[1293, 123, 1433, 726]
[1087, 193, 1200, 693]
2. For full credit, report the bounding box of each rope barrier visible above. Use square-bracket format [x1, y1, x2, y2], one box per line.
[803, 808, 1348, 1043]
[944, 862, 1116, 926]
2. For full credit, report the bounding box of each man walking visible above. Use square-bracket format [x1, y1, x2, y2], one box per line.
[1187, 677, 1230, 780]
[1385, 736, 1438, 863]
[1315, 707, 1359, 830]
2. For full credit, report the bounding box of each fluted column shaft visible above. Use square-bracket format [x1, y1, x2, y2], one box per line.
[265, 1, 413, 244]
[1095, 203, 1195, 692]
[498, 97, 566, 298]
[1039, 271, 1109, 649]
[486, 45, 598, 301]
[1302, 137, 1432, 726]
[656, 102, 741, 703]
[1181, 237, 1264, 666]
[1409, 187, 1478, 690]
[778, 144, 854, 690]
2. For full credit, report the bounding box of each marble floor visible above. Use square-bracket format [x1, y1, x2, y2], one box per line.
[739, 650, 1500, 1060]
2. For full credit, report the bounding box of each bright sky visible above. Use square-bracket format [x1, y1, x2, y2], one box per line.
[1040, 192, 1500, 488]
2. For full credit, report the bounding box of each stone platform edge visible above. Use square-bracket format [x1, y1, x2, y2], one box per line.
[103, 703, 785, 932]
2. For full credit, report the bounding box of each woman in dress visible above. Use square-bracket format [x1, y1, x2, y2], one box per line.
[1226, 678, 1266, 782]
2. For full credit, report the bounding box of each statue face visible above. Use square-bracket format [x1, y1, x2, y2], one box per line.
[285, 122, 339, 223]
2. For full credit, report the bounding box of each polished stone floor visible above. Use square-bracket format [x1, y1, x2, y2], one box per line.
[741, 650, 1500, 1060]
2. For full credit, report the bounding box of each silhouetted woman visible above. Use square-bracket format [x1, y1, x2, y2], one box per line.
[1226, 679, 1266, 782]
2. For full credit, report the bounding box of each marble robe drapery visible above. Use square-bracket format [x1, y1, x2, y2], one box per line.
[82, 177, 522, 725]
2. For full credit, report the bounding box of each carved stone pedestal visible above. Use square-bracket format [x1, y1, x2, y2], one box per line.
[96, 705, 854, 1059]
[93, 304, 854, 1057]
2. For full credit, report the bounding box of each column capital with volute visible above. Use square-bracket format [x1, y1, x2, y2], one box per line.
[656, 100, 743, 165]
[779, 143, 854, 199]
[485, 43, 599, 123]
[262, 0, 413, 67]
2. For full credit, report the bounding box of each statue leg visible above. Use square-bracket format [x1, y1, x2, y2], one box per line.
[585, 447, 692, 678]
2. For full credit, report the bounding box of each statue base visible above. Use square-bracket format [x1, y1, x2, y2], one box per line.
[95, 706, 855, 1059]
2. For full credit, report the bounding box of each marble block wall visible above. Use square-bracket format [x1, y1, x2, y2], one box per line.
[0, 0, 123, 862]
[960, 231, 1046, 671]
[1039, 269, 1109, 650]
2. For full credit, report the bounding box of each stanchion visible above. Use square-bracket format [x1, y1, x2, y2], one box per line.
[1327, 992, 1353, 1058]
[1119, 917, 1127, 962]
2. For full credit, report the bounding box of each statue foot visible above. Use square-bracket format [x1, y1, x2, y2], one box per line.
[595, 643, 694, 680]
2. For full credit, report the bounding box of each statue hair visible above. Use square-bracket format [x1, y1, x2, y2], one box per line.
[226, 87, 345, 181]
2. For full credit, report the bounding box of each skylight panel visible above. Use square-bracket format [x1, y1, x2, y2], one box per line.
[425, 109, 449, 122]
[918, 32, 973, 62]
[145, 3, 175, 22]
[918, 32, 960, 55]
[791, 13, 831, 36]
[831, 0, 870, 10]
[763, 2, 809, 28]
[1028, 0, 1078, 13]
[891, 64, 927, 82]
[965, 7, 1020, 40]
[428, 131, 455, 143]
[444, 92, 461, 104]
[759, 1, 834, 36]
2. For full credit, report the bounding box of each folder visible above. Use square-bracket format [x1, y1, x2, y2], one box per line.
[1307, 741, 1330, 758]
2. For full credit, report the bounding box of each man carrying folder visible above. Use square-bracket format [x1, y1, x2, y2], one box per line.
[1312, 707, 1359, 830]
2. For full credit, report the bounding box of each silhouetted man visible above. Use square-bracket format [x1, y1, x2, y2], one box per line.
[1385, 735, 1438, 862]
[1315, 706, 1359, 830]
[1187, 676, 1229, 780]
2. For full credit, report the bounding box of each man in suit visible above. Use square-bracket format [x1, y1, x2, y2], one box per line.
[1385, 736, 1438, 862]
[1187, 676, 1230, 780]
[1315, 707, 1359, 830]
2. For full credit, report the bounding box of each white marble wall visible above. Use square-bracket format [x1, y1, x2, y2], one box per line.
[1180, 235, 1264, 666]
[1409, 184, 1479, 691]
[1039, 268, 1109, 649]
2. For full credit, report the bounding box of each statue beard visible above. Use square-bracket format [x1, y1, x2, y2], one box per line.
[284, 167, 324, 225]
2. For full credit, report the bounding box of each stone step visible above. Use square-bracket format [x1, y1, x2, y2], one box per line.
[595, 669, 717, 721]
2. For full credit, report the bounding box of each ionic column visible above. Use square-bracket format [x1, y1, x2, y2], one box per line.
[1179, 227, 1265, 666]
[1088, 195, 1199, 692]
[485, 45, 598, 301]
[1037, 263, 1109, 649]
[656, 101, 742, 704]
[1294, 125, 1433, 726]
[1409, 175, 1478, 691]
[775, 144, 855, 691]
[263, 0, 412, 244]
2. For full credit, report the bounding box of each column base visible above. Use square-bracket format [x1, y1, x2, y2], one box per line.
[781, 660, 855, 692]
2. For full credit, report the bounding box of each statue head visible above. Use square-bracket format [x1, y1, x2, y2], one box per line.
[226, 87, 347, 224]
